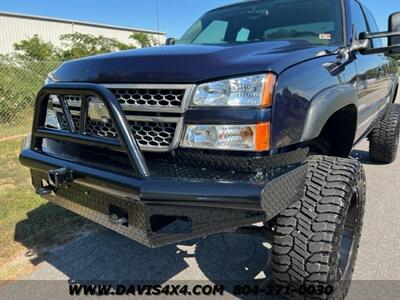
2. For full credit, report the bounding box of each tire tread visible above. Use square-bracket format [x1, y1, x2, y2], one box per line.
[272, 156, 366, 299]
[369, 103, 400, 164]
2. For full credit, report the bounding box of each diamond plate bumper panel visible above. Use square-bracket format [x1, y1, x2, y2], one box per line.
[31, 170, 268, 248]
[25, 156, 307, 248]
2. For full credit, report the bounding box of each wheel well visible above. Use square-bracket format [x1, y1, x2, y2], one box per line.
[308, 105, 357, 157]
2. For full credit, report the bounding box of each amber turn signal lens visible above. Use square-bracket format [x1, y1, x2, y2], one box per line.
[261, 74, 276, 107]
[255, 122, 270, 151]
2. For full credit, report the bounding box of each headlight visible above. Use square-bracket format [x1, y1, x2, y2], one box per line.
[181, 123, 270, 151]
[192, 74, 276, 107]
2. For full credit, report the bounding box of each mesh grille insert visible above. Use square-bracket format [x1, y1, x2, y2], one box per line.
[57, 114, 178, 149]
[130, 121, 176, 148]
[110, 89, 185, 109]
[63, 95, 82, 102]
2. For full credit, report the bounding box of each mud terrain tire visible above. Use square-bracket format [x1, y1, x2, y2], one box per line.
[272, 156, 366, 299]
[369, 103, 400, 164]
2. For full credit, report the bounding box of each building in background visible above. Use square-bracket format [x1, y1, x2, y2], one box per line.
[0, 11, 166, 54]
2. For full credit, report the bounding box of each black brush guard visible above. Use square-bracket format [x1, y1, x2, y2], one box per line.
[20, 83, 307, 247]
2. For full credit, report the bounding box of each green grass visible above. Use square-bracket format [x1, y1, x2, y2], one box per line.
[0, 137, 97, 279]
[0, 123, 32, 139]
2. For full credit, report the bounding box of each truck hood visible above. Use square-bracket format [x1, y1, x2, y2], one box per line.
[53, 41, 336, 84]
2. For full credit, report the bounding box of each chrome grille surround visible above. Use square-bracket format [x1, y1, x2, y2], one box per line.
[50, 84, 195, 152]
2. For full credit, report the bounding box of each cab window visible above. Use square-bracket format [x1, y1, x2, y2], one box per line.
[350, 0, 368, 39]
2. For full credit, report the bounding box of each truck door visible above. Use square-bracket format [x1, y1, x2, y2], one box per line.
[349, 0, 386, 140]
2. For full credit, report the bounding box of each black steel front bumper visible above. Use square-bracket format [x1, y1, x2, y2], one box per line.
[20, 83, 308, 248]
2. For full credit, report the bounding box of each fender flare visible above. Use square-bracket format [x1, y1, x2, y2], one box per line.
[301, 84, 358, 142]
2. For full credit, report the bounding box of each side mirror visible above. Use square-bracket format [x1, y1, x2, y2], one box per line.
[166, 38, 176, 46]
[358, 12, 400, 55]
[389, 12, 400, 54]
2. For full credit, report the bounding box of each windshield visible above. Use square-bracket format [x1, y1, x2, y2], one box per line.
[178, 0, 343, 46]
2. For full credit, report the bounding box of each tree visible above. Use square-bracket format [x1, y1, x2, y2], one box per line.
[59, 32, 134, 60]
[13, 35, 56, 61]
[130, 32, 157, 48]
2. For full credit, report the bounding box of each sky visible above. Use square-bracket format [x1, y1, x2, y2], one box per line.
[0, 0, 398, 38]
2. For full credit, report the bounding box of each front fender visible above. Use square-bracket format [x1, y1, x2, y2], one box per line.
[301, 84, 358, 142]
[270, 55, 357, 150]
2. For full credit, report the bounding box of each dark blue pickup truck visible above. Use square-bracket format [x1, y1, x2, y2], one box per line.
[20, 0, 400, 298]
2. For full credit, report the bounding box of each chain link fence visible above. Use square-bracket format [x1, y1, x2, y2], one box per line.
[0, 57, 61, 139]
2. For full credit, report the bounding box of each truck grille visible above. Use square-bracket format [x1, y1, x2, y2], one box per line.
[49, 84, 192, 152]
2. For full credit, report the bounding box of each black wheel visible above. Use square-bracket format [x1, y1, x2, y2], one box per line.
[369, 103, 400, 164]
[272, 156, 366, 299]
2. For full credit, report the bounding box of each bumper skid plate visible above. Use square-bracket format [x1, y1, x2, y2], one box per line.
[26, 160, 307, 248]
